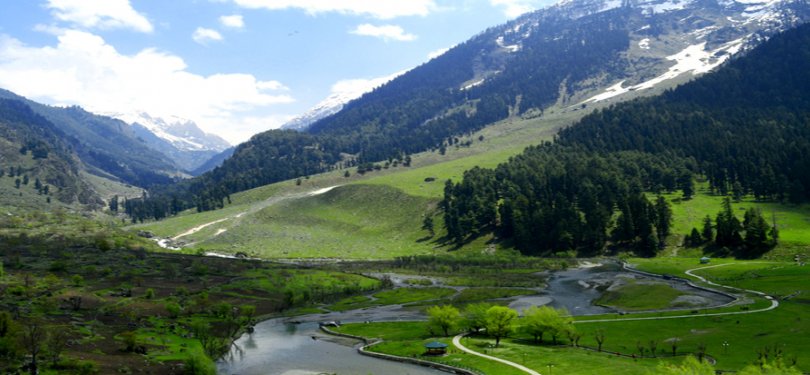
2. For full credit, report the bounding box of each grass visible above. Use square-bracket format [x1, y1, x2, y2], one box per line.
[336, 321, 681, 375]
[595, 281, 686, 311]
[183, 184, 454, 259]
[128, 108, 586, 259]
[659, 185, 810, 248]
[326, 287, 456, 311]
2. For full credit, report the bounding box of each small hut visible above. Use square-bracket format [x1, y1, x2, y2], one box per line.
[424, 341, 448, 356]
[700, 257, 711, 264]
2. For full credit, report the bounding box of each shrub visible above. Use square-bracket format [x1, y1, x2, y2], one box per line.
[184, 353, 217, 375]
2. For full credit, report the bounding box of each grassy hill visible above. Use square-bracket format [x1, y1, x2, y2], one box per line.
[132, 102, 810, 261]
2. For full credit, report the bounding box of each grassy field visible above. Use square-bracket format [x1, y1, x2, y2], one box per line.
[595, 281, 686, 311]
[337, 321, 680, 375]
[188, 184, 448, 259]
[659, 186, 810, 249]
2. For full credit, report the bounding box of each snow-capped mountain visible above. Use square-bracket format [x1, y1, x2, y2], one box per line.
[280, 91, 358, 131]
[112, 112, 230, 152]
[177, 0, 810, 202]
[108, 112, 231, 173]
[468, 0, 810, 107]
[282, 73, 403, 131]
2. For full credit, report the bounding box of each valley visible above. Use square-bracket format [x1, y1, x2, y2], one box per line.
[1, 0, 810, 374]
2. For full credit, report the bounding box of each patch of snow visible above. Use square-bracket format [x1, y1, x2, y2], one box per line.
[308, 186, 339, 197]
[691, 25, 719, 39]
[461, 79, 486, 91]
[645, 0, 690, 13]
[585, 80, 629, 103]
[495, 36, 521, 53]
[636, 25, 652, 32]
[633, 38, 745, 90]
[639, 38, 651, 50]
[585, 37, 746, 104]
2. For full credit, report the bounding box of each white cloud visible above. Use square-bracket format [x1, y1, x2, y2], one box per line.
[330, 72, 403, 98]
[0, 30, 293, 144]
[217, 114, 295, 143]
[45, 0, 153, 33]
[219, 14, 245, 29]
[427, 47, 450, 60]
[192, 27, 224, 44]
[232, 0, 437, 19]
[350, 24, 416, 42]
[489, 0, 545, 18]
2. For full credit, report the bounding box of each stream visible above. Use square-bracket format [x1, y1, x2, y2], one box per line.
[217, 262, 733, 375]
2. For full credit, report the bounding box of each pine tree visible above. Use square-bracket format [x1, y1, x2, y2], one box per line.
[715, 197, 742, 248]
[688, 228, 702, 247]
[654, 196, 673, 248]
[701, 215, 714, 243]
[743, 208, 770, 257]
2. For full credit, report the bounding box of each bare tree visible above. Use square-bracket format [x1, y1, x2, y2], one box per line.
[19, 317, 46, 375]
[595, 329, 606, 352]
[649, 340, 658, 357]
[670, 337, 681, 357]
[697, 342, 707, 362]
[45, 325, 72, 366]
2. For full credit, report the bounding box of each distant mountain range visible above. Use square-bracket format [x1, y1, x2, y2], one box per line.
[0, 89, 182, 187]
[108, 111, 231, 173]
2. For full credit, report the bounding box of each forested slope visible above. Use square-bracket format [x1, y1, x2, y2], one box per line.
[443, 23, 810, 257]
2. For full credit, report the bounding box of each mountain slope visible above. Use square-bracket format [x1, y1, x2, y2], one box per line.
[443, 21, 810, 257]
[0, 89, 182, 187]
[132, 0, 810, 218]
[0, 99, 102, 206]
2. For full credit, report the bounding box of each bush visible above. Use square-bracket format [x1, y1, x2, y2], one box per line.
[184, 353, 217, 375]
[165, 302, 182, 318]
[53, 358, 100, 375]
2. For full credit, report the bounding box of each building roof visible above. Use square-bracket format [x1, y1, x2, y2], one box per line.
[425, 341, 448, 349]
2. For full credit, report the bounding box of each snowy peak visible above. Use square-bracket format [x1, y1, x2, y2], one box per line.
[112, 112, 230, 152]
[283, 72, 404, 131]
[281, 91, 357, 131]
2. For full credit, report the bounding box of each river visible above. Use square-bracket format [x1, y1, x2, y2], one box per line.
[217, 262, 733, 374]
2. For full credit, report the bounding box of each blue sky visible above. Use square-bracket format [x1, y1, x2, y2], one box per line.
[0, 0, 555, 144]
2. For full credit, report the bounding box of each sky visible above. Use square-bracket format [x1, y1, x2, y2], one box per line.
[0, 0, 556, 144]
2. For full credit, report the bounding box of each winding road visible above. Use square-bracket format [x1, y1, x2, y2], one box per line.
[449, 262, 780, 375]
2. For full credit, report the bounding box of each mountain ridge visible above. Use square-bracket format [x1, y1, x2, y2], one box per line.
[125, 0, 810, 218]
